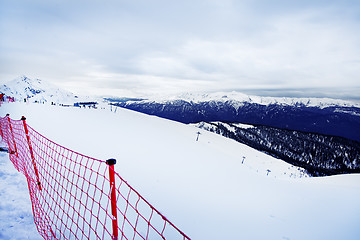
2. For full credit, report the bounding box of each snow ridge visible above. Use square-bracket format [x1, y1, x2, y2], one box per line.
[140, 91, 360, 108]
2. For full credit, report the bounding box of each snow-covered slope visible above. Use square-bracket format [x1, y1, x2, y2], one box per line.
[0, 76, 76, 104]
[1, 102, 360, 240]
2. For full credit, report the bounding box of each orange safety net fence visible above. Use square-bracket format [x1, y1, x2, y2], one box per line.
[0, 114, 190, 240]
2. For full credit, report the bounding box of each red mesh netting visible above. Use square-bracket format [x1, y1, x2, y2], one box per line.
[0, 115, 190, 240]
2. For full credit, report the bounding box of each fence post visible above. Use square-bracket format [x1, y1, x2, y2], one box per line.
[21, 116, 42, 190]
[106, 158, 118, 240]
[6, 114, 18, 157]
[0, 116, 4, 140]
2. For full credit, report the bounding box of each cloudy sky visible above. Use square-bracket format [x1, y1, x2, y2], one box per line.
[1, 0, 360, 99]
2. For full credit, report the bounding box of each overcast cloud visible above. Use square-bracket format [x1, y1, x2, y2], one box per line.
[1, 0, 360, 99]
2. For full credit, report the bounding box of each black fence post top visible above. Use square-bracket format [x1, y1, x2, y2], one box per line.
[106, 159, 117, 166]
[21, 116, 26, 121]
[6, 113, 9, 116]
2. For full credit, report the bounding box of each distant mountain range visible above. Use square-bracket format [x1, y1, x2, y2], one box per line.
[107, 93, 360, 142]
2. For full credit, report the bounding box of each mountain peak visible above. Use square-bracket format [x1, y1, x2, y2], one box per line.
[0, 76, 75, 104]
[12, 75, 43, 86]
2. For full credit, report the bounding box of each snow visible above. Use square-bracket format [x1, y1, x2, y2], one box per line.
[194, 121, 254, 131]
[334, 109, 360, 116]
[0, 151, 41, 240]
[1, 102, 360, 240]
[232, 122, 254, 129]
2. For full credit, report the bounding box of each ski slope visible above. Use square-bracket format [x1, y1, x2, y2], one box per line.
[1, 102, 360, 240]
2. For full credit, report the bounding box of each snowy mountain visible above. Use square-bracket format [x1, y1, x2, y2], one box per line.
[1, 102, 360, 240]
[146, 91, 360, 108]
[0, 75, 76, 104]
[109, 91, 360, 109]
[107, 92, 360, 142]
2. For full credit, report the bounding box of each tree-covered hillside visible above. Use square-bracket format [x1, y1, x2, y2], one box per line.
[196, 122, 360, 176]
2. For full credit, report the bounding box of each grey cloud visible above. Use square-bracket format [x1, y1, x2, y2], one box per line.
[1, 0, 360, 98]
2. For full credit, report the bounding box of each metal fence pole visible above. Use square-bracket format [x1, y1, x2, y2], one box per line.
[106, 158, 118, 240]
[21, 116, 42, 190]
